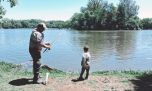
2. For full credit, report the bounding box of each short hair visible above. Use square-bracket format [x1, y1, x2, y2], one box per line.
[83, 45, 89, 51]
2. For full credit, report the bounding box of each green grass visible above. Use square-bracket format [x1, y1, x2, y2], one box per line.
[0, 61, 152, 91]
[0, 61, 151, 78]
[0, 61, 67, 91]
[92, 70, 151, 78]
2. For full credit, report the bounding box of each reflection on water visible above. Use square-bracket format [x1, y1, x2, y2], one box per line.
[69, 31, 138, 71]
[71, 31, 137, 61]
[0, 29, 152, 72]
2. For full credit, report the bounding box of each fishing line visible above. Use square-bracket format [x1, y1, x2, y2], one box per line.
[43, 32, 63, 53]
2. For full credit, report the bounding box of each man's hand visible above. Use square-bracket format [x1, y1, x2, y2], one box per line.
[43, 43, 51, 53]
[45, 43, 50, 46]
[42, 42, 51, 49]
[45, 43, 51, 49]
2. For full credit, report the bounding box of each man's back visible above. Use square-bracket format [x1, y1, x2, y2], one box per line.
[29, 30, 44, 51]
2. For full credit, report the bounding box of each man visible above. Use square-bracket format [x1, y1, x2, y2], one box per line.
[29, 23, 51, 84]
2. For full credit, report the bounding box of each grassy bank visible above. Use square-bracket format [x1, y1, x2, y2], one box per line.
[0, 61, 152, 91]
[0, 61, 145, 79]
[0, 61, 66, 91]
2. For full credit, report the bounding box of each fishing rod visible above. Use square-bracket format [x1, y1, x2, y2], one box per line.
[18, 32, 63, 68]
[43, 32, 62, 53]
[18, 32, 63, 66]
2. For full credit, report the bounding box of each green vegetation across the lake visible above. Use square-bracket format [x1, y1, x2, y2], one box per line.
[0, 0, 152, 30]
[0, 19, 70, 29]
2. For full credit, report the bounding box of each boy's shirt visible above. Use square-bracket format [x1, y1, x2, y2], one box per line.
[81, 52, 91, 68]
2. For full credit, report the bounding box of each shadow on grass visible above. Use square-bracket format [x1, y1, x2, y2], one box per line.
[9, 78, 33, 86]
[130, 73, 152, 91]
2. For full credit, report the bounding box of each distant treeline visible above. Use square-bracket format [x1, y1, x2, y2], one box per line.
[0, 18, 152, 30]
[0, 0, 152, 30]
[0, 19, 70, 29]
[140, 18, 152, 29]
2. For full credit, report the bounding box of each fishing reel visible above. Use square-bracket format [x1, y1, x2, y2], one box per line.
[43, 48, 50, 53]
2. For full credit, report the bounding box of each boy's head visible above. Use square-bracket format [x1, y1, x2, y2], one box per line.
[83, 45, 89, 52]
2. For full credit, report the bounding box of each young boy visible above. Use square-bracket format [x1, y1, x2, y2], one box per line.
[79, 46, 91, 80]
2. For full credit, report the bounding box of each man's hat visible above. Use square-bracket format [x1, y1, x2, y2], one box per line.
[37, 22, 47, 30]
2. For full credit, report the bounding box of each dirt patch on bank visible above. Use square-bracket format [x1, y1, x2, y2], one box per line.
[34, 75, 135, 91]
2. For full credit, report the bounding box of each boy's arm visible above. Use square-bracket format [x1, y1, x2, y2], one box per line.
[87, 53, 91, 64]
[86, 58, 90, 65]
[81, 58, 85, 66]
[87, 60, 90, 64]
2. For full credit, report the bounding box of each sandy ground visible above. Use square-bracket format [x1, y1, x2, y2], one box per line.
[0, 62, 138, 91]
[14, 75, 134, 91]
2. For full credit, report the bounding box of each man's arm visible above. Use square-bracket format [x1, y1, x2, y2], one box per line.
[41, 43, 51, 49]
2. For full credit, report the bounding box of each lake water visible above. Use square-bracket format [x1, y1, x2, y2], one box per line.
[0, 29, 152, 72]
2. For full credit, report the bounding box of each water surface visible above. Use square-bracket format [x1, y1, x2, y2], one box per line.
[0, 29, 152, 72]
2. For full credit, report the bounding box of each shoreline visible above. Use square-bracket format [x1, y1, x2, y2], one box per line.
[0, 61, 152, 91]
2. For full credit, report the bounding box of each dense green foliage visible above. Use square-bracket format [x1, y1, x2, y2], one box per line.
[116, 0, 140, 30]
[0, 19, 70, 29]
[0, 0, 17, 19]
[140, 18, 152, 29]
[0, 5, 5, 19]
[0, 0, 152, 30]
[70, 0, 141, 30]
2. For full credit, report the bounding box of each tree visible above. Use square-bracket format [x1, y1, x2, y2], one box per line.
[71, 0, 107, 30]
[0, 0, 17, 19]
[70, 0, 118, 30]
[116, 0, 139, 30]
[0, 6, 5, 19]
[141, 18, 152, 29]
[87, 0, 103, 11]
[104, 3, 117, 29]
